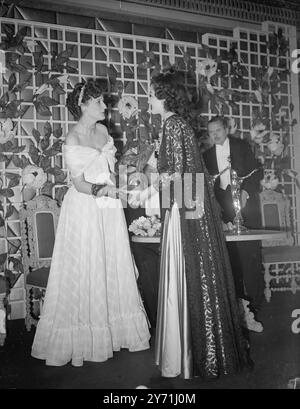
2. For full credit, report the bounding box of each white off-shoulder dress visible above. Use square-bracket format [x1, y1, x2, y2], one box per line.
[31, 136, 150, 366]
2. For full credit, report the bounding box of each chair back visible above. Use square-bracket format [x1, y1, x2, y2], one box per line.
[259, 190, 294, 246]
[20, 195, 60, 271]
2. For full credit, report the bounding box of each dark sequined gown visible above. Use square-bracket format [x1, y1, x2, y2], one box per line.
[154, 115, 251, 379]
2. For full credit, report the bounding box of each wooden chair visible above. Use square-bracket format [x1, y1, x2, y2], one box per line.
[20, 195, 60, 331]
[260, 190, 300, 301]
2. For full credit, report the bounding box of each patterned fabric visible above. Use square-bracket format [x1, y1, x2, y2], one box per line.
[155, 115, 251, 379]
[215, 138, 231, 190]
[31, 137, 150, 366]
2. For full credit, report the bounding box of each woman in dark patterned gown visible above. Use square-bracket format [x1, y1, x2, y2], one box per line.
[129, 71, 252, 380]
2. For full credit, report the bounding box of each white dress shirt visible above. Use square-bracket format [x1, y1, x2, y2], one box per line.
[215, 137, 231, 190]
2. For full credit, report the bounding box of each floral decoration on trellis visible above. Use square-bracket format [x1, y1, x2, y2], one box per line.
[196, 35, 298, 193]
[0, 23, 78, 290]
[117, 31, 299, 196]
[116, 80, 161, 176]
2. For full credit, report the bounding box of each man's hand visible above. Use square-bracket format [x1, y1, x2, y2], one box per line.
[240, 189, 249, 208]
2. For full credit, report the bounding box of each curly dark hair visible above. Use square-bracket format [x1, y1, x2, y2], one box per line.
[66, 78, 107, 120]
[150, 70, 190, 119]
[208, 115, 228, 129]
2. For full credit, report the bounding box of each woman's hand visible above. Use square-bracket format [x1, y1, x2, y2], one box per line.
[128, 190, 142, 208]
[107, 186, 119, 199]
[128, 188, 149, 208]
[96, 185, 119, 199]
[96, 185, 108, 197]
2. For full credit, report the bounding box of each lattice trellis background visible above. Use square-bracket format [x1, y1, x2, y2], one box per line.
[201, 21, 300, 240]
[0, 17, 300, 318]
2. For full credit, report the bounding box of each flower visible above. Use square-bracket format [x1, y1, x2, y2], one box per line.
[261, 170, 279, 190]
[34, 74, 69, 96]
[22, 165, 47, 189]
[129, 215, 161, 237]
[8, 260, 20, 276]
[142, 219, 152, 230]
[267, 133, 284, 156]
[118, 95, 138, 120]
[254, 89, 263, 103]
[34, 83, 49, 96]
[196, 58, 217, 80]
[0, 118, 15, 144]
[147, 228, 157, 237]
[206, 83, 215, 94]
[25, 40, 36, 53]
[250, 123, 269, 144]
[56, 74, 69, 84]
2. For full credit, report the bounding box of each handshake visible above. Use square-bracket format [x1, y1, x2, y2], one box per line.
[92, 183, 148, 208]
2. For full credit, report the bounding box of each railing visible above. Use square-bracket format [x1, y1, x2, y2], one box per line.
[121, 0, 300, 28]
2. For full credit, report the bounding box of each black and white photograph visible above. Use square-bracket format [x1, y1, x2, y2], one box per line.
[0, 0, 300, 392]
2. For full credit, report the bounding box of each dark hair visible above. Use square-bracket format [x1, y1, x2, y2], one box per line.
[150, 71, 190, 118]
[66, 78, 107, 120]
[208, 115, 228, 129]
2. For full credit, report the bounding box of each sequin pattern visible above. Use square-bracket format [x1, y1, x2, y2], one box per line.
[157, 115, 251, 379]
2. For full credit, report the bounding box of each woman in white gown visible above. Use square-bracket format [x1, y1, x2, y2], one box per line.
[31, 79, 150, 366]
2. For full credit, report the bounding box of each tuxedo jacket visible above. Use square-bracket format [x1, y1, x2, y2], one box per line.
[203, 136, 263, 227]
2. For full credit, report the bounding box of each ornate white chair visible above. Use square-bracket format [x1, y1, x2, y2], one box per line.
[0, 277, 7, 346]
[20, 195, 60, 331]
[260, 190, 300, 301]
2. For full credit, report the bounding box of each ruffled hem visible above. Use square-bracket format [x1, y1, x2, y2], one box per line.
[31, 310, 150, 367]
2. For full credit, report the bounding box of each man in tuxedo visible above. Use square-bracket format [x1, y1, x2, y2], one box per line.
[203, 116, 265, 332]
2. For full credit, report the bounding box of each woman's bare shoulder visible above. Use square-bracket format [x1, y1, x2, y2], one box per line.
[65, 127, 80, 146]
[96, 122, 109, 134]
[95, 122, 111, 144]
